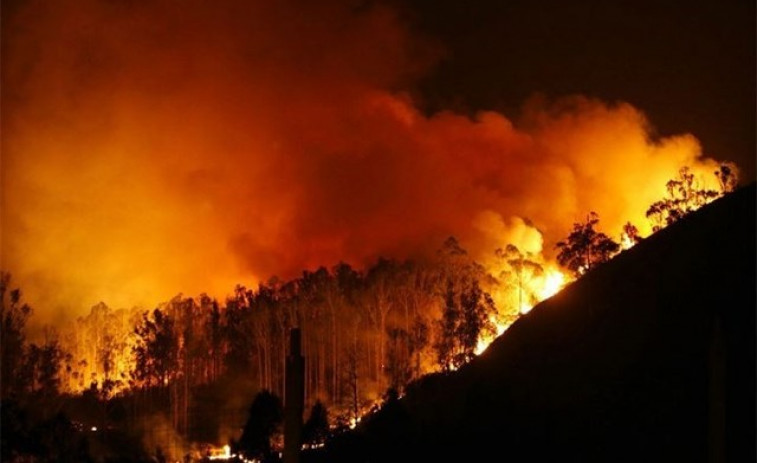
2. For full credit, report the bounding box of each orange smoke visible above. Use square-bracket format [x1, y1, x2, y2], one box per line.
[2, 0, 727, 323]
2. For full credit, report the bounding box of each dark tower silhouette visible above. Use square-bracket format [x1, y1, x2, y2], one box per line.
[284, 328, 304, 463]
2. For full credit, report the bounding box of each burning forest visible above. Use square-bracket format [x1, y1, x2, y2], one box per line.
[0, 164, 742, 461]
[1, 0, 753, 462]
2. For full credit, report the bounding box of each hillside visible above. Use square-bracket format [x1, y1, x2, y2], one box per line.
[316, 183, 756, 463]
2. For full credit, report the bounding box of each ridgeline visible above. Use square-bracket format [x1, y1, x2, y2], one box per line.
[316, 183, 756, 463]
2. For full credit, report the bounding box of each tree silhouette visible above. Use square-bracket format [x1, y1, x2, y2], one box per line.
[556, 212, 620, 277]
[385, 327, 410, 391]
[132, 308, 178, 388]
[222, 287, 254, 373]
[27, 334, 64, 396]
[198, 294, 224, 383]
[1, 273, 32, 398]
[234, 389, 283, 462]
[620, 222, 642, 249]
[435, 276, 496, 371]
[714, 162, 738, 194]
[496, 244, 544, 314]
[1, 402, 93, 462]
[302, 400, 330, 446]
[645, 166, 719, 231]
[344, 341, 361, 427]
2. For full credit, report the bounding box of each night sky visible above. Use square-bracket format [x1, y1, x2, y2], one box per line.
[408, 0, 756, 178]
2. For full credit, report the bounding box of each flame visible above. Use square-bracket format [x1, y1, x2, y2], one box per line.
[1, 4, 744, 460]
[474, 266, 571, 355]
[2, 0, 730, 326]
[349, 416, 361, 429]
[535, 268, 567, 301]
[620, 233, 635, 251]
[208, 445, 231, 461]
[474, 315, 511, 355]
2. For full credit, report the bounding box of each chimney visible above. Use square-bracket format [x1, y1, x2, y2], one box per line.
[284, 328, 304, 463]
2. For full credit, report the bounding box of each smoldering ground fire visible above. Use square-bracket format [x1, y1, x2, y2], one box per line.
[2, 0, 727, 324]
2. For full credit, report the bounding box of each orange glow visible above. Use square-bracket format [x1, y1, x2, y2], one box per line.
[534, 268, 567, 304]
[620, 233, 636, 251]
[56, 304, 139, 396]
[475, 315, 510, 355]
[208, 445, 231, 461]
[475, 265, 569, 355]
[2, 5, 745, 462]
[2, 1, 730, 335]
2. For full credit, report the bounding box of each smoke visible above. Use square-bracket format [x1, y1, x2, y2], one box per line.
[137, 413, 191, 462]
[2, 0, 724, 323]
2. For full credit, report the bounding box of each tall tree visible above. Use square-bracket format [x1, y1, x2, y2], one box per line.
[385, 327, 411, 391]
[223, 285, 257, 374]
[432, 237, 496, 371]
[365, 258, 400, 390]
[556, 212, 620, 277]
[28, 332, 64, 396]
[344, 341, 361, 426]
[200, 294, 224, 383]
[496, 244, 544, 314]
[435, 276, 496, 371]
[714, 162, 739, 194]
[645, 166, 719, 231]
[132, 308, 179, 388]
[1, 273, 32, 398]
[620, 222, 641, 249]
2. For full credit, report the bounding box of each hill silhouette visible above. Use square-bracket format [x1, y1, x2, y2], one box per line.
[314, 183, 756, 463]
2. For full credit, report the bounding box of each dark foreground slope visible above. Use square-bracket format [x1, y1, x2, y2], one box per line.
[317, 184, 756, 463]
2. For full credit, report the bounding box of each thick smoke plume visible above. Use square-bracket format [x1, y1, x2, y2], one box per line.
[2, 0, 723, 323]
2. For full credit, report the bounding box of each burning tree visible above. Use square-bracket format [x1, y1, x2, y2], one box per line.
[714, 162, 739, 194]
[556, 212, 620, 278]
[620, 222, 641, 250]
[646, 164, 739, 232]
[435, 278, 496, 370]
[433, 237, 497, 371]
[645, 166, 719, 231]
[132, 308, 179, 388]
[496, 244, 544, 314]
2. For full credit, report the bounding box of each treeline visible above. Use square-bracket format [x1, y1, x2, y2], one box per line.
[0, 163, 739, 461]
[1, 238, 501, 459]
[123, 240, 497, 438]
[556, 164, 738, 277]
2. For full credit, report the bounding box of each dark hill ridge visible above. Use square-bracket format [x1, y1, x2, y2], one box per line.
[317, 183, 755, 463]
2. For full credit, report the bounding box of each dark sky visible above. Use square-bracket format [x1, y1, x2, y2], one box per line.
[405, 0, 756, 179]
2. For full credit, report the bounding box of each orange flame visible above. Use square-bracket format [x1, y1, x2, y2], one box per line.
[2, 0, 730, 327]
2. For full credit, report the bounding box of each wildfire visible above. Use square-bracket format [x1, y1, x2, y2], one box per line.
[533, 268, 567, 306]
[620, 233, 636, 251]
[208, 445, 231, 461]
[475, 265, 569, 355]
[1, 3, 747, 463]
[474, 316, 510, 356]
[3, 0, 731, 325]
[349, 416, 361, 429]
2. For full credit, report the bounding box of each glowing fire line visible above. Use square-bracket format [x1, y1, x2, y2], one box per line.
[475, 267, 569, 356]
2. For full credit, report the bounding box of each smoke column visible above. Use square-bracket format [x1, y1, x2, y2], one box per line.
[2, 0, 724, 324]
